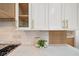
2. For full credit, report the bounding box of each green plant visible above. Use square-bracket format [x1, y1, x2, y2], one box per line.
[36, 40, 47, 48]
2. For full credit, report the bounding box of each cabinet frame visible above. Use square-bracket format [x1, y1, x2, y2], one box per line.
[16, 3, 32, 30]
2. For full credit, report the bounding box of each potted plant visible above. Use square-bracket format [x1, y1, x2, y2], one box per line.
[36, 39, 47, 48]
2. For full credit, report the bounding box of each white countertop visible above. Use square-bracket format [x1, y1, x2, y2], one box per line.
[8, 44, 79, 56]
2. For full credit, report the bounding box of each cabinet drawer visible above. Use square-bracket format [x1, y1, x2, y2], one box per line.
[65, 38, 74, 47]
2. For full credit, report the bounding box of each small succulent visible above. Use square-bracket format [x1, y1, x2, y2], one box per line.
[36, 39, 47, 48]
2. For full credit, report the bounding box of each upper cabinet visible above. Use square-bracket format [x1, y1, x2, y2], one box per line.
[16, 3, 32, 30]
[77, 4, 79, 30]
[48, 3, 62, 30]
[16, 3, 78, 30]
[0, 3, 15, 18]
[48, 3, 78, 30]
[31, 3, 48, 30]
[62, 3, 77, 30]
[16, 3, 48, 30]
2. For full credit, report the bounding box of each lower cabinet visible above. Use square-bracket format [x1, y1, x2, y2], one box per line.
[65, 38, 74, 47]
[49, 31, 74, 47]
[49, 31, 66, 44]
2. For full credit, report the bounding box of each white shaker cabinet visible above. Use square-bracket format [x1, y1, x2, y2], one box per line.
[77, 4, 79, 30]
[48, 3, 62, 30]
[62, 3, 77, 30]
[31, 3, 48, 30]
[48, 3, 77, 30]
[16, 3, 78, 30]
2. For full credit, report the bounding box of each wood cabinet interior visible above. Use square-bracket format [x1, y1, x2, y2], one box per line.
[19, 16, 28, 27]
[19, 3, 28, 15]
[49, 31, 74, 47]
[19, 3, 29, 27]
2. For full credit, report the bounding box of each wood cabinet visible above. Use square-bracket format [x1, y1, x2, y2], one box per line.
[65, 38, 74, 46]
[0, 3, 15, 18]
[49, 31, 66, 44]
[49, 31, 75, 47]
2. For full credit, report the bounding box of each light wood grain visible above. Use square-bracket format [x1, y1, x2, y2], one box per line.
[49, 31, 66, 44]
[0, 3, 15, 18]
[64, 38, 74, 46]
[49, 31, 74, 47]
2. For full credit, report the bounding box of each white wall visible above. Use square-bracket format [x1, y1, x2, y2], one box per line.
[0, 21, 48, 45]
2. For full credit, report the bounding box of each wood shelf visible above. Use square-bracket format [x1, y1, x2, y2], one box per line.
[19, 15, 28, 18]
[19, 15, 28, 22]
[0, 18, 15, 22]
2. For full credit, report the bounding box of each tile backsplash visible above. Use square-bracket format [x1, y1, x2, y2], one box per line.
[0, 21, 48, 45]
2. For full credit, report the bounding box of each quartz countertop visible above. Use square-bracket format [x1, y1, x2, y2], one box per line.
[8, 44, 79, 56]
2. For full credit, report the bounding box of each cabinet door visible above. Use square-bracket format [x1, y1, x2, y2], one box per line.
[0, 3, 15, 18]
[65, 38, 74, 47]
[62, 3, 77, 30]
[77, 4, 79, 30]
[48, 3, 62, 30]
[31, 3, 48, 30]
[16, 3, 32, 30]
[49, 31, 66, 44]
